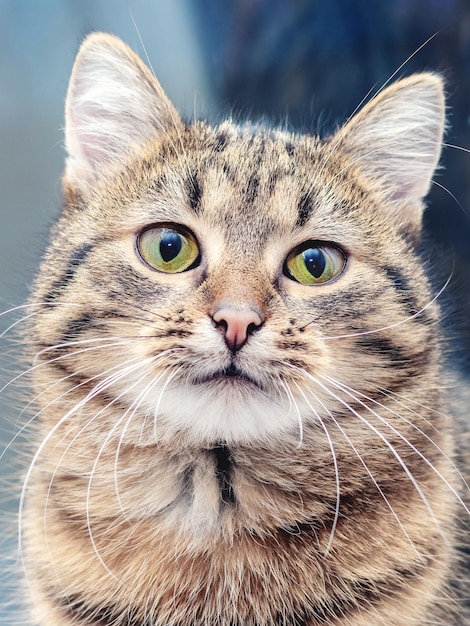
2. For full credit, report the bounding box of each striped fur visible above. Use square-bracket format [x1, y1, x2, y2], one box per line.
[21, 33, 469, 625]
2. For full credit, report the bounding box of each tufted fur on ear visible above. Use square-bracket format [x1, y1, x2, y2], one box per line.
[333, 73, 445, 233]
[65, 32, 182, 191]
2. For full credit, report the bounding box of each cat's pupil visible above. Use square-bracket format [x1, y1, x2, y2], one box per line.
[303, 248, 326, 278]
[160, 231, 182, 263]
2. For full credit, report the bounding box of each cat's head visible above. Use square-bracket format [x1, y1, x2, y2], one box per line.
[31, 33, 445, 447]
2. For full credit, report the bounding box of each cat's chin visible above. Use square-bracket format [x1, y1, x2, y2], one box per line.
[148, 378, 299, 445]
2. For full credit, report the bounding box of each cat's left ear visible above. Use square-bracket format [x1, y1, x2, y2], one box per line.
[65, 32, 183, 192]
[333, 73, 445, 234]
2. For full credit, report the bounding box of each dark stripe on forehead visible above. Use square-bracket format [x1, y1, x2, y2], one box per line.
[296, 193, 313, 228]
[214, 129, 229, 152]
[186, 174, 203, 213]
[267, 168, 284, 195]
[245, 172, 260, 204]
[285, 141, 296, 157]
[43, 243, 94, 303]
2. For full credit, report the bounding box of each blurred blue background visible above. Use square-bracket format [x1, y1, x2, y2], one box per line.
[0, 0, 469, 622]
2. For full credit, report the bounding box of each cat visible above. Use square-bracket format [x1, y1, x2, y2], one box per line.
[17, 32, 470, 625]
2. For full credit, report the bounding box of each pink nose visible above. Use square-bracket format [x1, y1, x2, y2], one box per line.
[212, 308, 263, 351]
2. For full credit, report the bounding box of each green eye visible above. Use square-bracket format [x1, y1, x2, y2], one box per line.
[285, 243, 346, 285]
[137, 225, 200, 273]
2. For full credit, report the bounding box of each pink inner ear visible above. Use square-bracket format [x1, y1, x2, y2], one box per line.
[391, 180, 424, 205]
[68, 104, 117, 169]
[72, 130, 110, 173]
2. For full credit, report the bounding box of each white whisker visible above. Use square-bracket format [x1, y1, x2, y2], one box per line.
[112, 357, 180, 517]
[322, 374, 470, 517]
[291, 380, 340, 557]
[279, 379, 304, 447]
[321, 269, 453, 340]
[318, 378, 443, 538]
[431, 180, 466, 215]
[0, 310, 44, 340]
[152, 365, 184, 443]
[1, 351, 148, 460]
[32, 337, 133, 366]
[0, 301, 83, 318]
[284, 362, 435, 557]
[20, 351, 175, 583]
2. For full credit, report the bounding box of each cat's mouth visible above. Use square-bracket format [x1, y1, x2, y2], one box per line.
[194, 364, 263, 389]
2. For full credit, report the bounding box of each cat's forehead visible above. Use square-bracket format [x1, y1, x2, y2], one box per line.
[109, 120, 367, 242]
[183, 120, 323, 200]
[183, 123, 310, 231]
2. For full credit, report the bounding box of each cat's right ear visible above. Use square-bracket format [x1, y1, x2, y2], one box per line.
[65, 32, 182, 192]
[331, 73, 445, 235]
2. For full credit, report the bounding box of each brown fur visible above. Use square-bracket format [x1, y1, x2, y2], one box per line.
[21, 33, 469, 625]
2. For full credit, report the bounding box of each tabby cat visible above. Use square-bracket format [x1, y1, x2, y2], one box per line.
[20, 32, 470, 625]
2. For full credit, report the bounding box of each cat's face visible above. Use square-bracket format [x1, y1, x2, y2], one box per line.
[30, 34, 444, 450]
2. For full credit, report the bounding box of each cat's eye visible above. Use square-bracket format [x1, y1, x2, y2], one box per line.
[285, 242, 346, 285]
[137, 225, 200, 273]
